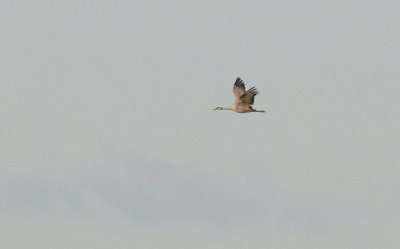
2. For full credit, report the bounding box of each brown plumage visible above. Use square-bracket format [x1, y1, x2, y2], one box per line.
[214, 77, 265, 113]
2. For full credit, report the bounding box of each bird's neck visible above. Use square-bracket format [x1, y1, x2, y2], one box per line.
[224, 105, 237, 111]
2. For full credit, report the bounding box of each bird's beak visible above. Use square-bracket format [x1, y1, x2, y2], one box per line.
[213, 107, 218, 110]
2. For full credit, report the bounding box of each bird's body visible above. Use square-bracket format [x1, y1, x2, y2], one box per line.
[214, 77, 265, 113]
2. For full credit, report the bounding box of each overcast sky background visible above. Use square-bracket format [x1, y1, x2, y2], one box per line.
[1, 1, 399, 248]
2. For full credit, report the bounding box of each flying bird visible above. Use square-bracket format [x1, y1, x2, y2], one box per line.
[213, 77, 265, 113]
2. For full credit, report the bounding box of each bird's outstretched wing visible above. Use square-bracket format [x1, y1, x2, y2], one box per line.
[239, 87, 259, 105]
[232, 77, 246, 104]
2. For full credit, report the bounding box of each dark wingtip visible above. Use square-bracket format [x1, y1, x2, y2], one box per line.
[234, 77, 245, 87]
[248, 87, 259, 95]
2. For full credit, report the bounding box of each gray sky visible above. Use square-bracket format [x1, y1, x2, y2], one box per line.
[1, 1, 399, 248]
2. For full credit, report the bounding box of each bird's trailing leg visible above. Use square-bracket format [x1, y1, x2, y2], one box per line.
[252, 109, 265, 113]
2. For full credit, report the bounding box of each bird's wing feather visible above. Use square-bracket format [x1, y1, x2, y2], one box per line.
[232, 77, 246, 104]
[239, 87, 259, 105]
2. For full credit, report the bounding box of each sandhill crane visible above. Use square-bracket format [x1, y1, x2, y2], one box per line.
[213, 77, 265, 113]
